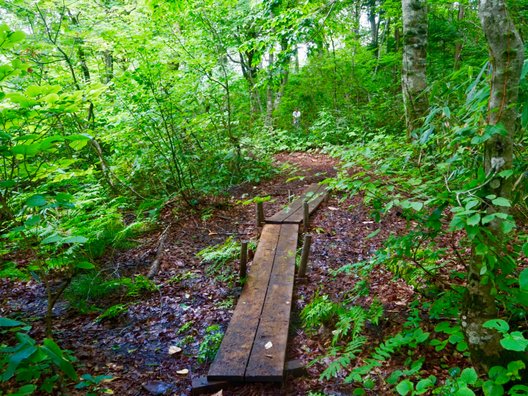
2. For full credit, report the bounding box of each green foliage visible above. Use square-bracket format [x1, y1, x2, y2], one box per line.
[301, 293, 338, 333]
[301, 295, 384, 382]
[96, 304, 128, 322]
[74, 373, 113, 395]
[483, 320, 528, 352]
[197, 237, 256, 283]
[431, 321, 468, 353]
[197, 324, 224, 364]
[322, 52, 528, 391]
[197, 237, 240, 274]
[66, 273, 157, 314]
[0, 318, 77, 394]
[2, 0, 527, 394]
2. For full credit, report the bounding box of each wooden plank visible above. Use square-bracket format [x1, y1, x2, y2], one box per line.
[208, 224, 281, 381]
[245, 223, 299, 382]
[281, 184, 328, 224]
[191, 377, 228, 395]
[266, 183, 320, 224]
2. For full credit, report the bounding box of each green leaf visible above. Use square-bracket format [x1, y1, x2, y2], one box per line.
[24, 215, 41, 227]
[42, 339, 78, 380]
[481, 214, 496, 224]
[483, 319, 509, 333]
[62, 236, 88, 244]
[12, 384, 36, 396]
[11, 143, 40, 156]
[366, 229, 381, 239]
[26, 195, 46, 207]
[0, 317, 25, 327]
[491, 197, 511, 207]
[75, 261, 95, 270]
[501, 220, 515, 234]
[509, 385, 528, 395]
[498, 169, 513, 178]
[500, 332, 528, 352]
[41, 235, 63, 244]
[466, 213, 480, 226]
[2, 344, 38, 381]
[520, 269, 528, 291]
[482, 381, 504, 396]
[488, 366, 509, 384]
[396, 379, 414, 395]
[506, 360, 525, 374]
[416, 376, 435, 394]
[454, 387, 476, 396]
[475, 243, 488, 256]
[460, 367, 478, 385]
[523, 243, 528, 257]
[410, 201, 423, 211]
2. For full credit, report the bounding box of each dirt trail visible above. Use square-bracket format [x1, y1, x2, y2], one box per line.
[2, 151, 415, 395]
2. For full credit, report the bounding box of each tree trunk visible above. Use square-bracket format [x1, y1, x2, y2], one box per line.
[453, 3, 465, 70]
[273, 40, 291, 110]
[401, 0, 429, 139]
[461, 0, 525, 373]
[103, 50, 114, 83]
[368, 0, 379, 51]
[265, 50, 274, 129]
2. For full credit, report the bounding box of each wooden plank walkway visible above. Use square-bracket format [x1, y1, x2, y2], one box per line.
[206, 183, 329, 385]
[266, 183, 328, 224]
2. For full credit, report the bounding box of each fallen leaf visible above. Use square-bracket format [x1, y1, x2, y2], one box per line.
[168, 346, 182, 355]
[211, 391, 223, 396]
[265, 341, 273, 349]
[176, 369, 189, 375]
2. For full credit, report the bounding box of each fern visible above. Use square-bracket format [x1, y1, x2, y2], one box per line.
[332, 306, 367, 345]
[303, 297, 384, 381]
[301, 293, 338, 333]
[321, 336, 368, 380]
[345, 328, 430, 383]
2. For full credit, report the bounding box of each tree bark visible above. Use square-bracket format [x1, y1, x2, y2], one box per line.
[401, 0, 429, 139]
[367, 0, 379, 51]
[453, 3, 465, 70]
[103, 50, 114, 83]
[461, 0, 525, 373]
[265, 50, 274, 129]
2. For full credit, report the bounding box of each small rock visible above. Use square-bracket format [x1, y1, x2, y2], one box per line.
[142, 381, 173, 395]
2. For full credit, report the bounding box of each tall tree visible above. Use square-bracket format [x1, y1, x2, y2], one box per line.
[461, 0, 525, 373]
[401, 0, 428, 139]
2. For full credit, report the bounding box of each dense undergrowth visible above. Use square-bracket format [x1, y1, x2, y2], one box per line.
[298, 64, 528, 394]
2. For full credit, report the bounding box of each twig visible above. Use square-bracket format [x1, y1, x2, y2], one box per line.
[147, 226, 171, 279]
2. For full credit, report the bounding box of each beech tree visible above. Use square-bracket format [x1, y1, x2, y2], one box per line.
[461, 0, 525, 372]
[401, 0, 428, 138]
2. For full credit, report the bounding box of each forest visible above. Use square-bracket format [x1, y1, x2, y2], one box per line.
[1, 0, 527, 394]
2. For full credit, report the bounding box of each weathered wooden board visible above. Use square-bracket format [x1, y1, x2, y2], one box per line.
[266, 183, 328, 224]
[245, 223, 298, 382]
[207, 224, 280, 381]
[206, 182, 328, 386]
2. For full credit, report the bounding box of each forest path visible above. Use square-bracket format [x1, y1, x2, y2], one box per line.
[1, 151, 415, 395]
[207, 183, 328, 385]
